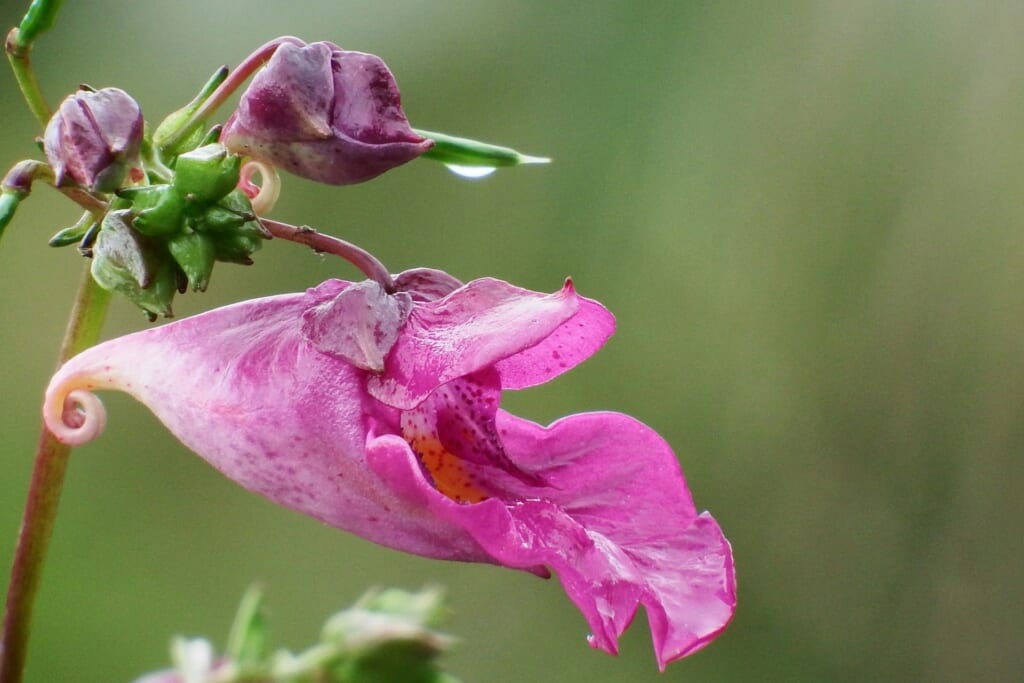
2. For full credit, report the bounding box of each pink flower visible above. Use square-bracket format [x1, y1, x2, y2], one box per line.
[45, 271, 735, 668]
[220, 40, 432, 185]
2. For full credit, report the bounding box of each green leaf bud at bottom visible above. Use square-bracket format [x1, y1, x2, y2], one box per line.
[168, 231, 216, 292]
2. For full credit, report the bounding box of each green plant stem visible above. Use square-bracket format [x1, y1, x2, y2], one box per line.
[5, 28, 51, 128]
[0, 267, 111, 683]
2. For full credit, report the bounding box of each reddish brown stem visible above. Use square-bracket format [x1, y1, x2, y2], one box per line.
[260, 218, 396, 293]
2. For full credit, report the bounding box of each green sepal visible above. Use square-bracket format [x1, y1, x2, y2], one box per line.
[173, 143, 241, 204]
[90, 210, 175, 318]
[15, 0, 63, 47]
[153, 65, 229, 156]
[414, 129, 550, 168]
[125, 185, 186, 236]
[167, 230, 216, 292]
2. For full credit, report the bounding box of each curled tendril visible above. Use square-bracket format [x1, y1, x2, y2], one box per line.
[239, 160, 280, 216]
[43, 380, 108, 446]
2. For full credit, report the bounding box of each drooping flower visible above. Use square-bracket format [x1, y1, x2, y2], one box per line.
[220, 40, 433, 185]
[43, 87, 144, 193]
[45, 271, 735, 668]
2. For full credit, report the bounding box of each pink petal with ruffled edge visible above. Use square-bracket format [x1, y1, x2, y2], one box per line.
[368, 410, 736, 667]
[369, 278, 614, 410]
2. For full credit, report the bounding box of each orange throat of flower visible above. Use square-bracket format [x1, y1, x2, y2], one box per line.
[406, 434, 489, 504]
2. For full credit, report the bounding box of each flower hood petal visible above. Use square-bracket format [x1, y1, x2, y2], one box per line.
[368, 278, 615, 410]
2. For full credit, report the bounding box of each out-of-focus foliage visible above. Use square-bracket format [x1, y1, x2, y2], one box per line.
[1, 2, 1022, 681]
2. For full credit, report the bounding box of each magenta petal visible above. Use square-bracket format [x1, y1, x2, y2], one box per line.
[494, 281, 615, 391]
[329, 51, 424, 144]
[44, 289, 488, 561]
[369, 278, 613, 409]
[428, 411, 736, 667]
[238, 42, 335, 140]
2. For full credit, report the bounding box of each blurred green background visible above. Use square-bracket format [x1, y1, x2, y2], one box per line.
[2, 1, 1023, 681]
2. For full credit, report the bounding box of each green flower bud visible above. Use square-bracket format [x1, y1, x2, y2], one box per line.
[168, 230, 216, 292]
[124, 185, 187, 236]
[195, 205, 249, 233]
[91, 210, 176, 318]
[173, 143, 241, 204]
[210, 222, 264, 265]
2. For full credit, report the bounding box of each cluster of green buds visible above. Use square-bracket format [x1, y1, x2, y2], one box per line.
[0, 24, 550, 321]
[134, 586, 461, 683]
[39, 72, 269, 319]
[96, 142, 266, 318]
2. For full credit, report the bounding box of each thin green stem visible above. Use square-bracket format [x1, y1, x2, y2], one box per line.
[5, 28, 51, 128]
[0, 267, 111, 683]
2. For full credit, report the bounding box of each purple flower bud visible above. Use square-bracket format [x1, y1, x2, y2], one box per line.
[43, 87, 144, 193]
[220, 40, 433, 185]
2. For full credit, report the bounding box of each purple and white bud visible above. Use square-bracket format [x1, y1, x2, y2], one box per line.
[43, 87, 143, 193]
[220, 40, 432, 186]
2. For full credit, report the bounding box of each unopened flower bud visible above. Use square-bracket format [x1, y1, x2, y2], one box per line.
[168, 231, 217, 292]
[121, 185, 186, 237]
[173, 143, 241, 203]
[221, 40, 432, 185]
[43, 87, 143, 193]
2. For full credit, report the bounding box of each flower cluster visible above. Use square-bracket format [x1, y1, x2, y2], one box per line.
[35, 32, 735, 671]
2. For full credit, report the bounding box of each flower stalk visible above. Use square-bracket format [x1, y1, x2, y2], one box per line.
[0, 267, 111, 683]
[158, 36, 304, 153]
[259, 218, 397, 293]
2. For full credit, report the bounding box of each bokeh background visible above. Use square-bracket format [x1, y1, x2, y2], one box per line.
[2, 1, 1023, 681]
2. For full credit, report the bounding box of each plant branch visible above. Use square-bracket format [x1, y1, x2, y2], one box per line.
[0, 268, 111, 683]
[5, 28, 51, 128]
[259, 218, 396, 293]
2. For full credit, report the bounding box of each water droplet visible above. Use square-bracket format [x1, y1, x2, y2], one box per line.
[444, 163, 498, 179]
